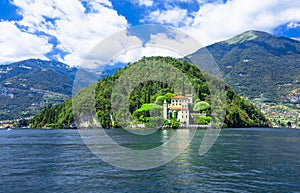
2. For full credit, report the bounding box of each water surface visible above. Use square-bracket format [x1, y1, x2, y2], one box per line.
[0, 128, 299, 192]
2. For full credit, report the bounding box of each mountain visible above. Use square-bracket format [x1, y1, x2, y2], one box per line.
[30, 56, 269, 128]
[187, 30, 300, 103]
[0, 59, 77, 120]
[98, 62, 127, 79]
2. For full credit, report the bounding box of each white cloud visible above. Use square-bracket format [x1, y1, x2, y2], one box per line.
[143, 6, 193, 27]
[82, 32, 143, 68]
[2, 0, 300, 66]
[147, 32, 201, 55]
[109, 28, 202, 65]
[113, 46, 183, 64]
[80, 27, 202, 67]
[137, 0, 154, 7]
[0, 21, 52, 64]
[165, 0, 194, 2]
[144, 0, 300, 46]
[190, 0, 300, 45]
[287, 22, 300, 28]
[0, 0, 128, 66]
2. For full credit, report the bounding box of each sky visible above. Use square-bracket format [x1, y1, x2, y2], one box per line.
[0, 0, 300, 67]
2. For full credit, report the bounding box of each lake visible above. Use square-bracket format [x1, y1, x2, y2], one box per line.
[0, 128, 299, 193]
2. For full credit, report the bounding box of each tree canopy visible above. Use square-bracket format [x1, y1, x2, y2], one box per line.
[30, 56, 270, 128]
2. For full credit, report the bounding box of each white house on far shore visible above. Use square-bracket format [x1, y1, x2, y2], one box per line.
[163, 94, 193, 127]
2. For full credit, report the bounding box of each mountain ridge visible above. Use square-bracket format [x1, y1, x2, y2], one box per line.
[0, 59, 77, 120]
[187, 30, 300, 102]
[2, 30, 299, 123]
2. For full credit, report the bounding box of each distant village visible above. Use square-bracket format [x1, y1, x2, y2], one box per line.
[253, 100, 300, 128]
[0, 117, 31, 129]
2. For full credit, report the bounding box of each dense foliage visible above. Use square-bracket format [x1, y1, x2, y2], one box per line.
[30, 56, 270, 128]
[193, 101, 210, 113]
[30, 99, 74, 128]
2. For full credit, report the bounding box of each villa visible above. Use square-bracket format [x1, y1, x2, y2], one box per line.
[163, 94, 193, 127]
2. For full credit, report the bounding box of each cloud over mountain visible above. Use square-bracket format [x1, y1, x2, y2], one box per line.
[144, 0, 300, 45]
[0, 0, 299, 66]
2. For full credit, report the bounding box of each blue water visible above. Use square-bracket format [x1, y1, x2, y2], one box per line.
[0, 128, 299, 193]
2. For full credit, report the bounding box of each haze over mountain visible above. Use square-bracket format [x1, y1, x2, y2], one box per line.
[187, 30, 300, 103]
[0, 59, 77, 120]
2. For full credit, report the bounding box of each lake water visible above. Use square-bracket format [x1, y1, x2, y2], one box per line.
[0, 128, 299, 193]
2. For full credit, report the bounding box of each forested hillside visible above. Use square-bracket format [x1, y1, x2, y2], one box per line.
[30, 57, 269, 128]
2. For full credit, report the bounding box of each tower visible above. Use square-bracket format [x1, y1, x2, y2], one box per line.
[163, 99, 168, 119]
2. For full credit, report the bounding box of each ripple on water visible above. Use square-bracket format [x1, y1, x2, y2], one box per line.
[0, 128, 299, 193]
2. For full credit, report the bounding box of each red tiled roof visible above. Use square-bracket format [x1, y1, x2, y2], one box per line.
[171, 95, 188, 99]
[168, 107, 188, 110]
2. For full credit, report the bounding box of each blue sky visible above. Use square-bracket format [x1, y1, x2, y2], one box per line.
[0, 0, 300, 66]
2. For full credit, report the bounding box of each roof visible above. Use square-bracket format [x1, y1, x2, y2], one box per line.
[171, 95, 188, 99]
[168, 107, 188, 110]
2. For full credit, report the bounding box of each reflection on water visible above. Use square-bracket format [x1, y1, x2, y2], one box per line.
[78, 128, 196, 170]
[0, 128, 299, 192]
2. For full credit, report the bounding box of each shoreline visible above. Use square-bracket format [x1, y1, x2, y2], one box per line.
[2, 126, 299, 130]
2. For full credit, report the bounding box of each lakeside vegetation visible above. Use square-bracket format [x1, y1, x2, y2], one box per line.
[30, 56, 270, 129]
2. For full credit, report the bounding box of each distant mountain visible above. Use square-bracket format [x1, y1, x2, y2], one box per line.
[0, 59, 77, 120]
[187, 30, 300, 103]
[98, 62, 127, 79]
[4, 31, 299, 122]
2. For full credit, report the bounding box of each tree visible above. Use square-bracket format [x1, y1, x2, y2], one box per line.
[18, 119, 29, 128]
[133, 103, 163, 120]
[164, 92, 175, 103]
[193, 101, 210, 113]
[155, 95, 165, 105]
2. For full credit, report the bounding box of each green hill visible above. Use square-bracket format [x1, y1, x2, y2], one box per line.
[187, 30, 300, 102]
[30, 56, 269, 128]
[0, 59, 77, 120]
